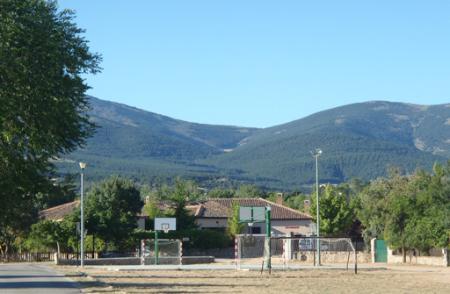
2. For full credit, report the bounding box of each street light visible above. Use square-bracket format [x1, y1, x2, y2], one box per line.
[311, 148, 322, 266]
[79, 162, 86, 267]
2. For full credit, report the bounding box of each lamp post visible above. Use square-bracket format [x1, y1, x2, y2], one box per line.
[79, 162, 86, 267]
[311, 148, 322, 266]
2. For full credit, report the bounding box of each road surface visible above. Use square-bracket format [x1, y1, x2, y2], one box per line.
[0, 263, 80, 294]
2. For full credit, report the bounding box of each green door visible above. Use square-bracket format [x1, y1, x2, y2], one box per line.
[375, 240, 387, 262]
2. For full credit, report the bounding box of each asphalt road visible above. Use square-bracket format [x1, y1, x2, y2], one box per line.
[0, 263, 80, 294]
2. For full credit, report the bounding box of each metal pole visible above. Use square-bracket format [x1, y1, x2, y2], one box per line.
[316, 154, 321, 266]
[154, 230, 159, 265]
[80, 170, 84, 267]
[264, 206, 271, 270]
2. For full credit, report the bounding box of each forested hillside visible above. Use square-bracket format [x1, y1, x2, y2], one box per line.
[58, 98, 450, 190]
[206, 101, 450, 187]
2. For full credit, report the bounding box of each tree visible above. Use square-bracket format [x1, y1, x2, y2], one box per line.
[404, 165, 450, 252]
[84, 177, 143, 250]
[169, 179, 197, 230]
[357, 165, 450, 262]
[356, 178, 391, 244]
[310, 184, 355, 237]
[236, 185, 261, 198]
[25, 220, 68, 254]
[143, 196, 163, 230]
[0, 0, 100, 253]
[227, 201, 244, 237]
[207, 188, 235, 198]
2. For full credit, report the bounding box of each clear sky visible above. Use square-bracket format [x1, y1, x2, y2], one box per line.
[59, 0, 450, 128]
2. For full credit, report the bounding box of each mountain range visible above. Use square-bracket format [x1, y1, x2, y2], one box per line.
[57, 96, 450, 190]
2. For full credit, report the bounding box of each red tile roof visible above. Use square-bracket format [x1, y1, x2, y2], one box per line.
[40, 198, 312, 222]
[39, 200, 79, 221]
[194, 198, 312, 220]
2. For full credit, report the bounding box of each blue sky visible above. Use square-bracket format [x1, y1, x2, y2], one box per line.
[59, 0, 450, 128]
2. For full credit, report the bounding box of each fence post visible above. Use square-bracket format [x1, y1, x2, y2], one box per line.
[235, 236, 239, 270]
[443, 248, 449, 267]
[140, 239, 145, 266]
[179, 240, 183, 265]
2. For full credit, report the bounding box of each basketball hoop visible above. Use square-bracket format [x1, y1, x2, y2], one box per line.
[162, 223, 170, 234]
[248, 222, 254, 227]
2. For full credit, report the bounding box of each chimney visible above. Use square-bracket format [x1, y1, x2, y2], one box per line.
[276, 193, 283, 205]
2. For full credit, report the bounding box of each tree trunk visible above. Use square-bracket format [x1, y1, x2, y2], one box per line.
[402, 246, 406, 263]
[56, 241, 61, 259]
[5, 244, 9, 262]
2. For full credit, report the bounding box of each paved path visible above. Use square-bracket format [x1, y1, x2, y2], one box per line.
[0, 263, 80, 294]
[100, 263, 384, 271]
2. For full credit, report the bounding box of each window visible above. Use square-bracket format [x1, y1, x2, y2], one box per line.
[251, 227, 261, 234]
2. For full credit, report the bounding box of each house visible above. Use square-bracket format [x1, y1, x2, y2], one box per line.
[190, 198, 313, 236]
[40, 197, 313, 236]
[39, 200, 80, 222]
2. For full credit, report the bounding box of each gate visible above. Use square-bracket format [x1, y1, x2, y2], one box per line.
[375, 240, 387, 262]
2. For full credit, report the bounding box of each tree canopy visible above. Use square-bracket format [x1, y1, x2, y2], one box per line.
[84, 177, 143, 250]
[310, 184, 356, 237]
[0, 0, 100, 255]
[357, 164, 450, 261]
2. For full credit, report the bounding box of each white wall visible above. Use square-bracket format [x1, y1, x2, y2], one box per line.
[196, 218, 313, 236]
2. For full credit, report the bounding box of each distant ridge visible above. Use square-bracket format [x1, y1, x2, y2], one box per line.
[58, 97, 450, 190]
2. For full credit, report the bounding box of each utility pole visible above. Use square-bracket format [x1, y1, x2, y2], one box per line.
[312, 149, 322, 266]
[264, 206, 272, 270]
[79, 162, 86, 267]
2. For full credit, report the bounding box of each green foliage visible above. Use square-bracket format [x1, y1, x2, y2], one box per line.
[227, 201, 244, 237]
[58, 98, 450, 191]
[144, 199, 163, 220]
[0, 0, 99, 253]
[159, 229, 233, 250]
[25, 220, 66, 252]
[143, 197, 164, 230]
[84, 177, 143, 250]
[207, 188, 235, 198]
[185, 229, 233, 250]
[357, 163, 450, 259]
[310, 185, 355, 237]
[356, 176, 396, 244]
[168, 179, 197, 230]
[236, 185, 261, 198]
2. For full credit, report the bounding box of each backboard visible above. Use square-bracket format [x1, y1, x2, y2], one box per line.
[239, 206, 266, 223]
[154, 217, 176, 232]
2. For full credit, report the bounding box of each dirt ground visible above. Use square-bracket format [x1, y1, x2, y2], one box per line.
[57, 265, 450, 294]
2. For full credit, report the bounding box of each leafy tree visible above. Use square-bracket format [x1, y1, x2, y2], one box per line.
[207, 187, 235, 198]
[273, 192, 310, 212]
[0, 0, 100, 253]
[227, 201, 244, 237]
[383, 191, 413, 262]
[357, 165, 450, 261]
[37, 173, 78, 209]
[25, 220, 68, 254]
[143, 196, 164, 229]
[236, 184, 261, 198]
[84, 177, 143, 250]
[169, 179, 197, 230]
[310, 184, 355, 237]
[404, 165, 450, 252]
[356, 178, 391, 244]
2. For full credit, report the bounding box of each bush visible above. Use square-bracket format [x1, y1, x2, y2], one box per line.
[136, 229, 233, 250]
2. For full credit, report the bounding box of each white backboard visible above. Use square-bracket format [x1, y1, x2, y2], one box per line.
[239, 206, 266, 222]
[154, 217, 176, 231]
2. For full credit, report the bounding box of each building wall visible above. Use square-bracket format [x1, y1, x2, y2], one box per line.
[272, 220, 313, 236]
[196, 218, 312, 236]
[196, 218, 228, 229]
[387, 248, 449, 267]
